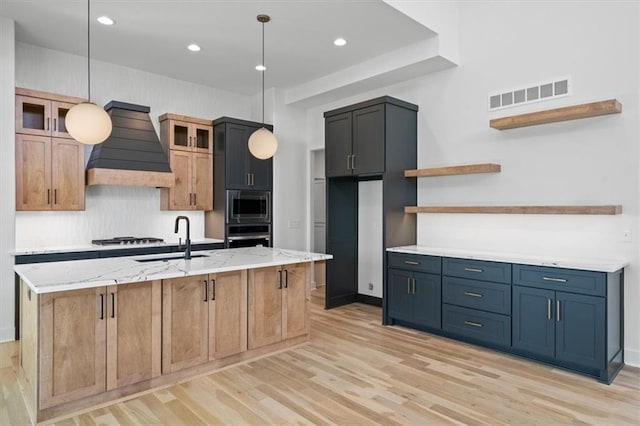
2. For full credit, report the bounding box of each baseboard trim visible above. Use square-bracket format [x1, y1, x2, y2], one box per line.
[355, 294, 382, 307]
[0, 327, 16, 343]
[625, 348, 640, 367]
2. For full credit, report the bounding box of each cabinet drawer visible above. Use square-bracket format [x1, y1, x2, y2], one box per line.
[442, 276, 511, 315]
[443, 258, 511, 284]
[513, 264, 605, 297]
[388, 252, 441, 274]
[443, 304, 511, 347]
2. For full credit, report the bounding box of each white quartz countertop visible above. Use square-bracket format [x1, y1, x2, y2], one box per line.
[15, 246, 332, 294]
[11, 238, 225, 256]
[387, 246, 628, 273]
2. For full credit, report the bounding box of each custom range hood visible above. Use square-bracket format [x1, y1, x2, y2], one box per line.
[86, 101, 175, 187]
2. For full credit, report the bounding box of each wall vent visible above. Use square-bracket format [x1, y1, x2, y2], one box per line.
[489, 77, 571, 111]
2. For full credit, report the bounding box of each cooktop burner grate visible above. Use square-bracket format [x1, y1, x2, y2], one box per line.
[91, 236, 164, 246]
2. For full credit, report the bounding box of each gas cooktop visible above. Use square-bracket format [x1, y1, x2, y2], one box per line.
[91, 236, 164, 246]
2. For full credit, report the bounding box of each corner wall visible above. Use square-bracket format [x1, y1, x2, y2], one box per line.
[0, 17, 16, 341]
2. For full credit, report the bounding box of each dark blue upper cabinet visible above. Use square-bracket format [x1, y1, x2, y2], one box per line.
[325, 112, 352, 178]
[351, 105, 384, 176]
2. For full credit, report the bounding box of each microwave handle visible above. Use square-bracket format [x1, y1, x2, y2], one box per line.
[227, 235, 270, 241]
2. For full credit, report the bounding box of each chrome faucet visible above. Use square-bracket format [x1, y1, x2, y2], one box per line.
[174, 216, 191, 260]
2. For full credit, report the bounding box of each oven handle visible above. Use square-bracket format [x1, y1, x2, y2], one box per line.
[227, 234, 271, 241]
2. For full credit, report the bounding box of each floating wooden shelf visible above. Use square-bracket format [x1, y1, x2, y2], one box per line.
[405, 205, 622, 215]
[405, 163, 501, 178]
[490, 99, 622, 130]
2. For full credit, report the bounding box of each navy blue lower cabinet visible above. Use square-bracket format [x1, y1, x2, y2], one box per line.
[555, 291, 605, 370]
[442, 304, 511, 347]
[387, 268, 441, 329]
[512, 286, 555, 358]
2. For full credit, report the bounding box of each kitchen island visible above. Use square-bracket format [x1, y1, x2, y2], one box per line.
[15, 246, 331, 423]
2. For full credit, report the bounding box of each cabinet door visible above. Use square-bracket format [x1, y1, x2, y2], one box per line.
[15, 134, 52, 211]
[51, 101, 76, 139]
[352, 105, 384, 176]
[192, 152, 213, 210]
[249, 155, 273, 190]
[225, 124, 252, 189]
[387, 268, 413, 322]
[51, 138, 85, 210]
[39, 287, 106, 409]
[325, 112, 352, 177]
[412, 272, 442, 329]
[106, 281, 161, 390]
[192, 123, 213, 153]
[248, 266, 282, 349]
[282, 263, 309, 340]
[555, 292, 605, 369]
[168, 150, 193, 209]
[162, 276, 209, 373]
[512, 286, 555, 358]
[209, 270, 247, 360]
[167, 120, 191, 151]
[16, 95, 52, 137]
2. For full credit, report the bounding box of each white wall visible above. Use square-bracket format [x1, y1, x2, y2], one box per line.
[358, 181, 383, 298]
[13, 43, 252, 248]
[304, 1, 640, 365]
[0, 18, 16, 341]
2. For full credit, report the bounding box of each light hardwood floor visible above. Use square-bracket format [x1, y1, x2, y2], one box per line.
[1, 285, 639, 425]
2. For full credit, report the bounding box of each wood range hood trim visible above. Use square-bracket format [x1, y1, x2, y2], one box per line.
[86, 168, 175, 187]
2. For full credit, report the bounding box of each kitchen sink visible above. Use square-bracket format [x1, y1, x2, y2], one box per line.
[134, 254, 208, 263]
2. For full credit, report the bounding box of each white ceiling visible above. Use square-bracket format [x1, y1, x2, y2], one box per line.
[0, 0, 437, 96]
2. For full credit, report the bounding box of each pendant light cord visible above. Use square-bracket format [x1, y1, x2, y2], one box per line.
[261, 19, 265, 125]
[87, 0, 91, 102]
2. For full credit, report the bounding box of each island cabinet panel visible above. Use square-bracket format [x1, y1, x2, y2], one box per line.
[209, 270, 248, 359]
[106, 281, 161, 390]
[39, 287, 106, 409]
[162, 270, 249, 371]
[282, 263, 310, 340]
[162, 275, 210, 373]
[248, 263, 310, 350]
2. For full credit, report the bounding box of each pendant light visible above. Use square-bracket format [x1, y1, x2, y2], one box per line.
[66, 0, 112, 145]
[248, 14, 278, 160]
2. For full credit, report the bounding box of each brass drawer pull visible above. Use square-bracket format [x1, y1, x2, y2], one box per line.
[464, 320, 483, 328]
[463, 292, 483, 298]
[543, 276, 567, 283]
[464, 267, 483, 273]
[404, 260, 420, 265]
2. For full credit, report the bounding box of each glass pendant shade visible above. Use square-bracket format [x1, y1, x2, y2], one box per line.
[248, 127, 278, 160]
[66, 101, 112, 145]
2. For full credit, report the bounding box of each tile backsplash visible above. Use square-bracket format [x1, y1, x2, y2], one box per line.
[15, 185, 204, 249]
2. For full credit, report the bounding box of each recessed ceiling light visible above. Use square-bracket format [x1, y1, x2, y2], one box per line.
[334, 38, 347, 47]
[97, 16, 114, 25]
[255, 64, 266, 71]
[187, 44, 201, 52]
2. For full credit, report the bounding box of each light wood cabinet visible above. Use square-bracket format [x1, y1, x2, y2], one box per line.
[15, 88, 86, 211]
[160, 113, 213, 154]
[15, 89, 82, 139]
[248, 263, 309, 350]
[39, 287, 106, 409]
[106, 281, 162, 390]
[34, 281, 161, 410]
[162, 270, 247, 373]
[160, 113, 213, 210]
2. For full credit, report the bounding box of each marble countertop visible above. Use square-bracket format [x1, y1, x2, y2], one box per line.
[11, 238, 225, 256]
[15, 246, 332, 294]
[387, 246, 628, 273]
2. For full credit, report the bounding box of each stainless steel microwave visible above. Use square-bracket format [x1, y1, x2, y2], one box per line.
[226, 190, 271, 223]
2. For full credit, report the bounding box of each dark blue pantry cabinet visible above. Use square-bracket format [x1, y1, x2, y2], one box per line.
[385, 251, 624, 383]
